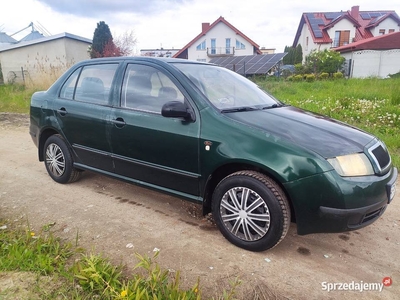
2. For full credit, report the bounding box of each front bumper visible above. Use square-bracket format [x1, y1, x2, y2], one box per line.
[284, 167, 397, 235]
[319, 199, 387, 232]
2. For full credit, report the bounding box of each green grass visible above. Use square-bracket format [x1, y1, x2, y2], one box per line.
[0, 84, 38, 113]
[256, 77, 400, 167]
[0, 218, 240, 299]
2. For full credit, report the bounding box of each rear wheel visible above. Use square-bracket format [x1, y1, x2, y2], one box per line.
[44, 134, 81, 184]
[212, 171, 290, 251]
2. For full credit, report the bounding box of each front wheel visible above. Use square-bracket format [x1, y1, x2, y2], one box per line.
[43, 134, 81, 184]
[212, 171, 290, 251]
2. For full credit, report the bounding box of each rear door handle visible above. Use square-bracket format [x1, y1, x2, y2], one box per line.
[111, 117, 126, 128]
[56, 107, 67, 116]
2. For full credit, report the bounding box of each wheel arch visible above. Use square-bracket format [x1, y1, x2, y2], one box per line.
[38, 128, 61, 161]
[202, 162, 296, 222]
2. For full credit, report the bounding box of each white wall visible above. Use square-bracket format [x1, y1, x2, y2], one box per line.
[0, 38, 89, 84]
[343, 49, 400, 78]
[187, 22, 255, 62]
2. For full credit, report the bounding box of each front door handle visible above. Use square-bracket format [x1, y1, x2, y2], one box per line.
[56, 107, 67, 116]
[111, 117, 126, 128]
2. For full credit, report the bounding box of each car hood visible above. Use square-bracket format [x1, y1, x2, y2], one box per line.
[226, 106, 375, 158]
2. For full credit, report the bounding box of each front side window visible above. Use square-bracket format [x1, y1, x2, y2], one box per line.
[173, 63, 279, 110]
[122, 64, 184, 113]
[60, 64, 118, 105]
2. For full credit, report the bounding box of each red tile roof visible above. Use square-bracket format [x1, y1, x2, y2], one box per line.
[173, 16, 261, 59]
[293, 7, 400, 47]
[334, 31, 400, 53]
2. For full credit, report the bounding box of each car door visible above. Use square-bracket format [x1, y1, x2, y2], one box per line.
[54, 63, 118, 172]
[110, 63, 201, 197]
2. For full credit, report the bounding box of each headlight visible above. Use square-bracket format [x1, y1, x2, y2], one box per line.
[328, 153, 374, 177]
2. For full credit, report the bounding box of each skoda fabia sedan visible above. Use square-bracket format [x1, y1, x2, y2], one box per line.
[30, 57, 397, 251]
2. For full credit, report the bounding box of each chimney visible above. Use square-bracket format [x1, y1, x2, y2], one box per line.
[351, 5, 359, 19]
[202, 23, 210, 33]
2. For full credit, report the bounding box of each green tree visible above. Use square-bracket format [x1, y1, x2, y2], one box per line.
[294, 44, 303, 64]
[283, 45, 303, 65]
[90, 21, 114, 58]
[304, 49, 345, 74]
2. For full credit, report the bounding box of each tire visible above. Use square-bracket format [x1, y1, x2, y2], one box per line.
[212, 171, 290, 252]
[43, 134, 81, 184]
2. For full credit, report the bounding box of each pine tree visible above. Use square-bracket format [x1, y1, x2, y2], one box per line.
[283, 46, 289, 64]
[295, 44, 303, 64]
[90, 21, 114, 58]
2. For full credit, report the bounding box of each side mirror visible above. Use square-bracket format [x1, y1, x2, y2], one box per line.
[161, 101, 193, 121]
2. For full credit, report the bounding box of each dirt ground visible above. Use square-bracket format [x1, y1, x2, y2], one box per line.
[0, 113, 399, 299]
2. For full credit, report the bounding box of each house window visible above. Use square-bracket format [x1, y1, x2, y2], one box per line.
[235, 39, 245, 49]
[333, 30, 350, 47]
[379, 29, 385, 35]
[389, 29, 395, 33]
[196, 40, 206, 50]
[226, 38, 231, 54]
[306, 37, 309, 51]
[211, 38, 216, 54]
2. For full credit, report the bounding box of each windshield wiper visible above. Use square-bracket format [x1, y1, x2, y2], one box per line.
[220, 106, 259, 113]
[261, 103, 284, 110]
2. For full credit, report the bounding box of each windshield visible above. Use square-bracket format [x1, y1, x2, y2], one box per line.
[172, 63, 281, 111]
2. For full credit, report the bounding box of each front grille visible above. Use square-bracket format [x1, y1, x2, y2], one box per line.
[361, 206, 385, 224]
[367, 140, 391, 174]
[372, 145, 390, 169]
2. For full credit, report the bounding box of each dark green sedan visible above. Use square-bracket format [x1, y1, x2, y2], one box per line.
[30, 57, 397, 251]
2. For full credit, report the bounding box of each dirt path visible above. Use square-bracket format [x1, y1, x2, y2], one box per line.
[0, 113, 399, 299]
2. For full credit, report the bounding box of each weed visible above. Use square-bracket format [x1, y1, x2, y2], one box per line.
[0, 218, 241, 299]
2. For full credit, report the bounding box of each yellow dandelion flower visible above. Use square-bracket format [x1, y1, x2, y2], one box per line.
[121, 290, 128, 297]
[30, 232, 35, 237]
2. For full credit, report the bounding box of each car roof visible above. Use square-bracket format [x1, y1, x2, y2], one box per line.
[80, 56, 212, 66]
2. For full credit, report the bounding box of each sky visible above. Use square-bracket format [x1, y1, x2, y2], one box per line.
[1, 0, 399, 54]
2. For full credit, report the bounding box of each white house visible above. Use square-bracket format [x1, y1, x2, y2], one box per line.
[293, 6, 400, 61]
[0, 32, 91, 84]
[335, 31, 400, 78]
[174, 16, 261, 62]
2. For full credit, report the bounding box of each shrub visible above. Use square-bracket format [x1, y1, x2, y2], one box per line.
[306, 74, 316, 82]
[333, 72, 344, 79]
[294, 63, 304, 74]
[293, 75, 303, 82]
[286, 75, 294, 81]
[319, 72, 329, 80]
[388, 71, 400, 79]
[304, 49, 345, 74]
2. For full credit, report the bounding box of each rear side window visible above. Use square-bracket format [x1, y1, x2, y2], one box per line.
[60, 64, 118, 105]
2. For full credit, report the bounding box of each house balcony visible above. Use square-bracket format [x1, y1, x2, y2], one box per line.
[332, 38, 355, 48]
[207, 47, 235, 57]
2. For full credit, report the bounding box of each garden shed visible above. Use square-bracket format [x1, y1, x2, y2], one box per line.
[0, 32, 91, 84]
